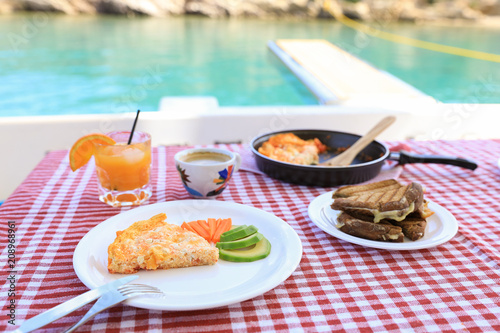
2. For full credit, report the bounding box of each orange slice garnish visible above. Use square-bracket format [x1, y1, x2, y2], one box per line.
[69, 133, 116, 171]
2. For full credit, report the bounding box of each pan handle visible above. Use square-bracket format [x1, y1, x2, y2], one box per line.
[390, 150, 478, 170]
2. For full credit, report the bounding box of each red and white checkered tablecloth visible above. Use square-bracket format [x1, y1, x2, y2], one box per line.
[1, 140, 500, 332]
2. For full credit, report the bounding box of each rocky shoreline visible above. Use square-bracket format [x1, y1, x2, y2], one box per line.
[1, 0, 500, 24]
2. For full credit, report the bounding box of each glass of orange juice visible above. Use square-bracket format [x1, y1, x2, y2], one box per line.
[93, 131, 152, 207]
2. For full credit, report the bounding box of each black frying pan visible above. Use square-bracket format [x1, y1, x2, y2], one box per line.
[251, 129, 478, 187]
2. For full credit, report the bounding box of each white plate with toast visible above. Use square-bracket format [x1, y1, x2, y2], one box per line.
[73, 200, 302, 311]
[308, 191, 458, 250]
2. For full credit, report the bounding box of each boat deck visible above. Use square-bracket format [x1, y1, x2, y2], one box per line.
[269, 39, 433, 105]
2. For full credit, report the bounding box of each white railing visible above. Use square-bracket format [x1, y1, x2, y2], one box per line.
[0, 97, 497, 200]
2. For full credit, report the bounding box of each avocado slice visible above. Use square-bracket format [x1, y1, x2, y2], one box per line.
[218, 237, 271, 262]
[220, 225, 258, 242]
[220, 225, 247, 238]
[216, 232, 263, 250]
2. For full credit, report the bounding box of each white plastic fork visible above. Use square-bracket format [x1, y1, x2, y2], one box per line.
[64, 283, 164, 332]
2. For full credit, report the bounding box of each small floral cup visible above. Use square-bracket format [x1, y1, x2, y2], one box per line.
[174, 148, 241, 198]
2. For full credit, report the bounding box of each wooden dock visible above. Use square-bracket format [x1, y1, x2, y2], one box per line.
[269, 39, 433, 105]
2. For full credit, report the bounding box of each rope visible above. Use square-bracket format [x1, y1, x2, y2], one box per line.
[323, 0, 500, 63]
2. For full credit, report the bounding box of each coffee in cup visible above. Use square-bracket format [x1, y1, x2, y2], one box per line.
[180, 152, 231, 165]
[174, 148, 241, 198]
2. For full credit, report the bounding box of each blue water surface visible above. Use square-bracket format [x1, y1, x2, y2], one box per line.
[1, 14, 499, 117]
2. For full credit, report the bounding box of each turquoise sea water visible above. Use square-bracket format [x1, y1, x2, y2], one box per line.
[1, 14, 499, 117]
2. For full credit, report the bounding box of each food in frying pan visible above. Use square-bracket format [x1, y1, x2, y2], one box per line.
[258, 133, 327, 165]
[108, 213, 219, 274]
[331, 179, 433, 242]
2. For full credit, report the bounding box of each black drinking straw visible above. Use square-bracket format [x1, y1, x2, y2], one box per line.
[127, 109, 141, 145]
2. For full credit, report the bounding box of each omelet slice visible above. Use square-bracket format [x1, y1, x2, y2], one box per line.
[108, 213, 219, 274]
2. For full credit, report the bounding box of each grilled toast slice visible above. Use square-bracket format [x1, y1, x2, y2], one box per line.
[389, 213, 427, 241]
[332, 179, 402, 198]
[331, 180, 424, 223]
[337, 212, 404, 242]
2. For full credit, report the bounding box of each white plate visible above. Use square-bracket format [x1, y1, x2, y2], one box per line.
[308, 192, 458, 250]
[73, 200, 302, 311]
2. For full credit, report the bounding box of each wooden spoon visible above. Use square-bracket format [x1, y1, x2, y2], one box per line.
[319, 115, 396, 167]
